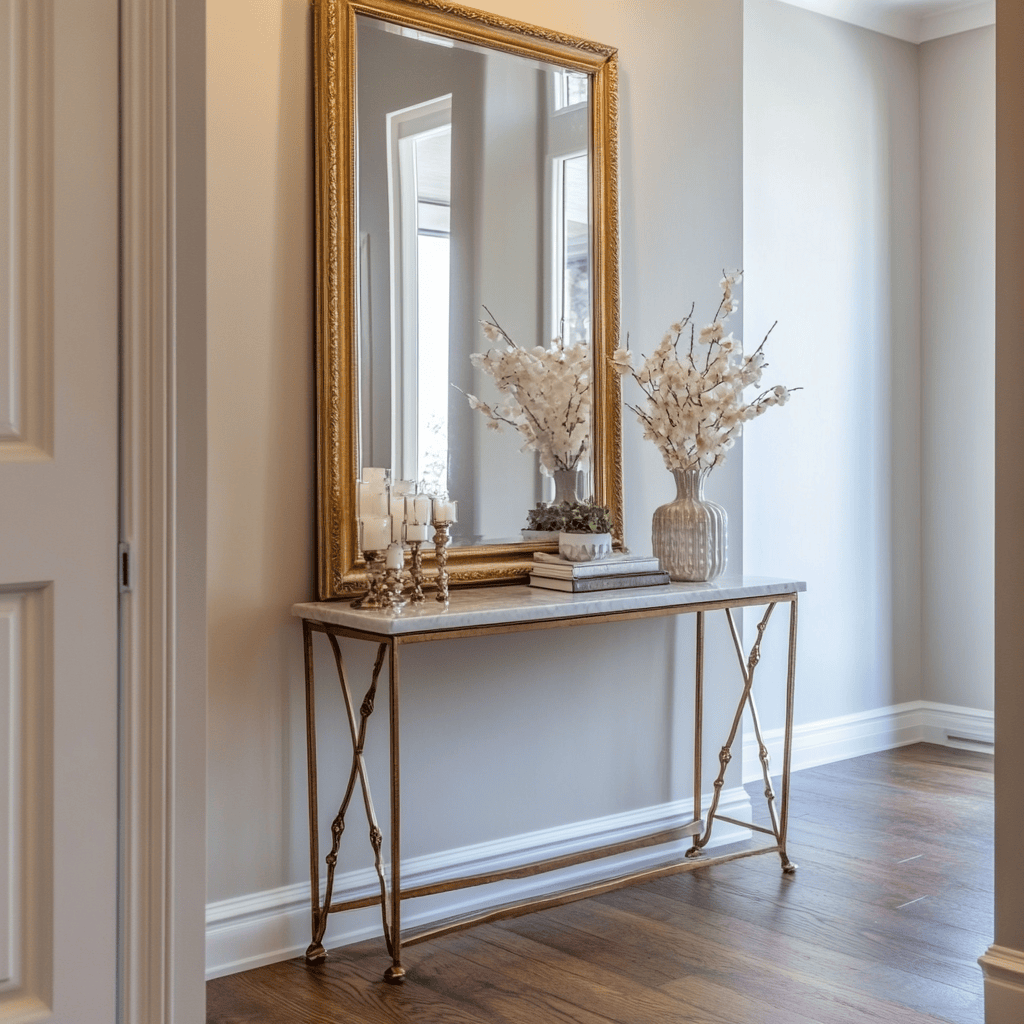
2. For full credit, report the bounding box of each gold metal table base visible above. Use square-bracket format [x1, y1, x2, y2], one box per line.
[300, 590, 799, 983]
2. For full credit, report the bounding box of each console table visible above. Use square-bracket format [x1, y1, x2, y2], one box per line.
[292, 575, 804, 983]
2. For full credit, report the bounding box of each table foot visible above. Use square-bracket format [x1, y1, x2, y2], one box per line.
[685, 845, 702, 859]
[782, 858, 798, 874]
[383, 964, 406, 984]
[305, 941, 327, 964]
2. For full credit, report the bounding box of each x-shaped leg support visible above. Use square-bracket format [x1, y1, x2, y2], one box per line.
[686, 601, 798, 873]
[304, 629, 395, 964]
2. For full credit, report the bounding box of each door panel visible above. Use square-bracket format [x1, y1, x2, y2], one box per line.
[0, 0, 119, 1020]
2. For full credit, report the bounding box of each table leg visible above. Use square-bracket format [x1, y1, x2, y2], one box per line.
[383, 640, 405, 983]
[778, 595, 799, 873]
[693, 610, 704, 832]
[302, 621, 327, 964]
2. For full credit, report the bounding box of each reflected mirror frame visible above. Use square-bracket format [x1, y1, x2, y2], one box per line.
[313, 0, 622, 600]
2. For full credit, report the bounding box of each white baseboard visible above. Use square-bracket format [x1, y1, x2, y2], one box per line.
[205, 787, 753, 980]
[980, 945, 1024, 1022]
[742, 700, 994, 784]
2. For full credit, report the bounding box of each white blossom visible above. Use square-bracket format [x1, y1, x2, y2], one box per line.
[464, 313, 592, 473]
[611, 347, 634, 375]
[616, 273, 796, 475]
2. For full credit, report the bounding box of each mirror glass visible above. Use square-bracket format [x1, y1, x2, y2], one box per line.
[356, 15, 593, 546]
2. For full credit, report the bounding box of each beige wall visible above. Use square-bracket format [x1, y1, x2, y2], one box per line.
[206, 0, 745, 971]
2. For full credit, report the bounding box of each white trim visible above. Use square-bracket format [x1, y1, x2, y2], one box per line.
[979, 945, 1024, 1019]
[0, 0, 53, 460]
[120, 0, 207, 1020]
[919, 1, 996, 42]
[205, 787, 753, 979]
[742, 700, 994, 783]
[771, 0, 994, 44]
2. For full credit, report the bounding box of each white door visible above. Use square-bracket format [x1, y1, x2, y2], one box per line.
[0, 0, 120, 1020]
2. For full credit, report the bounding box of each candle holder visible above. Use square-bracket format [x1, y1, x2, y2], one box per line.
[381, 563, 407, 614]
[408, 541, 426, 603]
[351, 550, 387, 609]
[433, 522, 452, 604]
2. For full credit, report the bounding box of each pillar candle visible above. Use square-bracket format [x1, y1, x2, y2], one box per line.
[406, 522, 430, 542]
[384, 542, 404, 570]
[359, 516, 391, 552]
[358, 480, 389, 518]
[406, 494, 431, 525]
[389, 495, 406, 542]
[432, 498, 458, 524]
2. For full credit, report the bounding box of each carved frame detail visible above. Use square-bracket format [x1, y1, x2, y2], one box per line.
[312, 0, 622, 599]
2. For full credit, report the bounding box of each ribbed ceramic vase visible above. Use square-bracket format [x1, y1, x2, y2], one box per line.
[652, 468, 728, 582]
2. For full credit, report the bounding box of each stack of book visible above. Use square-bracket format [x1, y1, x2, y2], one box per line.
[529, 551, 670, 593]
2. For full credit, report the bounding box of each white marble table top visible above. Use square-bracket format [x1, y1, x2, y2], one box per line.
[292, 575, 806, 637]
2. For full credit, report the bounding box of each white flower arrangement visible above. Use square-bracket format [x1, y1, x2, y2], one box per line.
[462, 309, 591, 475]
[611, 273, 796, 474]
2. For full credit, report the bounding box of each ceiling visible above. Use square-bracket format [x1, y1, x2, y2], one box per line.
[773, 0, 995, 43]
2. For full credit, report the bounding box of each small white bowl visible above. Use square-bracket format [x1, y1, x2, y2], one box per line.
[558, 531, 613, 562]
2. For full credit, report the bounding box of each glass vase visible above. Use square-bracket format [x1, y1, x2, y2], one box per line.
[652, 468, 728, 582]
[551, 467, 581, 505]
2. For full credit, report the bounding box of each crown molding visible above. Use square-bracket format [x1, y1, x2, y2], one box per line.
[770, 0, 995, 44]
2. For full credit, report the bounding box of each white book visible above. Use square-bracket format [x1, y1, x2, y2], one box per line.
[531, 551, 662, 578]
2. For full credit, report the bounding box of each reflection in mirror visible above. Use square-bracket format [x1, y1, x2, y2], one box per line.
[356, 14, 592, 546]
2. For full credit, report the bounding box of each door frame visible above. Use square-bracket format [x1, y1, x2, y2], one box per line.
[120, 1, 207, 1020]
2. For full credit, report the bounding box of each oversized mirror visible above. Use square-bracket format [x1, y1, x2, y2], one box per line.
[313, 0, 621, 599]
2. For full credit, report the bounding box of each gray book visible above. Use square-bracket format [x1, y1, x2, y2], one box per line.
[529, 570, 671, 593]
[532, 551, 662, 578]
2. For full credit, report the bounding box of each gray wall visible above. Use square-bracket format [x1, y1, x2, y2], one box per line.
[743, 0, 924, 727]
[920, 25, 995, 712]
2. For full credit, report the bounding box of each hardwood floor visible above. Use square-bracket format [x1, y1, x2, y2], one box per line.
[206, 743, 993, 1024]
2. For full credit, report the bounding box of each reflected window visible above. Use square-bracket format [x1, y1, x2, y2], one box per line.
[554, 70, 588, 111]
[388, 96, 452, 494]
[554, 151, 590, 345]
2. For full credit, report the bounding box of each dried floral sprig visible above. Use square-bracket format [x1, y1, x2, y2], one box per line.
[611, 273, 798, 475]
[461, 308, 591, 475]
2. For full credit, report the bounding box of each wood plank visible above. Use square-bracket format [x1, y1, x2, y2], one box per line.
[206, 743, 993, 1024]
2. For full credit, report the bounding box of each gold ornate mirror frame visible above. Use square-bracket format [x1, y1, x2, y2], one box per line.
[313, 0, 621, 600]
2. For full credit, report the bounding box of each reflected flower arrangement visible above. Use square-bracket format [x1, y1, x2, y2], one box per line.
[612, 273, 796, 475]
[462, 309, 591, 475]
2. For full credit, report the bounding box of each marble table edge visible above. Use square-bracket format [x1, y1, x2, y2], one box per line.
[291, 576, 806, 635]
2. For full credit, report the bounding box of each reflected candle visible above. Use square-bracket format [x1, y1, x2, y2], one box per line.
[432, 498, 458, 524]
[384, 543, 404, 570]
[359, 516, 391, 552]
[389, 495, 406, 542]
[358, 480, 389, 518]
[406, 522, 430, 542]
[406, 494, 431, 525]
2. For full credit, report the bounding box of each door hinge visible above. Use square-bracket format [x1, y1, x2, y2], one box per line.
[118, 541, 133, 593]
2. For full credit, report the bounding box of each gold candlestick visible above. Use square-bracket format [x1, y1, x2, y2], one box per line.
[408, 541, 426, 603]
[433, 523, 452, 604]
[351, 550, 387, 609]
[382, 564, 407, 613]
